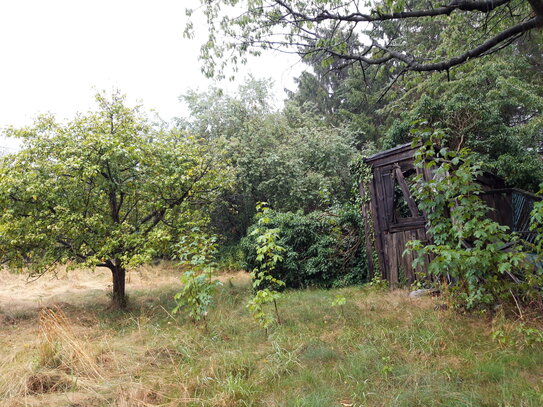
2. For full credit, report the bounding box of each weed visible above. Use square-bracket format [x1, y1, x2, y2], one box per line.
[331, 294, 347, 318]
[365, 275, 388, 291]
[264, 341, 302, 380]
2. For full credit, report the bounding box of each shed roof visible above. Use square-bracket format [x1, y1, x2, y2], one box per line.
[363, 143, 418, 169]
[364, 142, 508, 188]
[364, 143, 413, 164]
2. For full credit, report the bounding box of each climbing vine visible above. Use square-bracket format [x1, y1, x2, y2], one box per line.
[407, 127, 542, 310]
[352, 156, 380, 279]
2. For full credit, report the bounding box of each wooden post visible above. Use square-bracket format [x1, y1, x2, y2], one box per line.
[369, 168, 388, 281]
[359, 181, 375, 279]
[393, 163, 419, 217]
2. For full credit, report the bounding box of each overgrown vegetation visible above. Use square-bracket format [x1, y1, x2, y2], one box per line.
[180, 80, 356, 241]
[1, 269, 543, 407]
[241, 204, 367, 289]
[1, 0, 543, 403]
[407, 128, 543, 311]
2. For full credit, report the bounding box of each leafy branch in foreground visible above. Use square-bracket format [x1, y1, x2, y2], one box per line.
[246, 203, 286, 331]
[406, 126, 542, 310]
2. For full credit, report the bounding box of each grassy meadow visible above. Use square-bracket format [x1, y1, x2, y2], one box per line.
[0, 266, 542, 407]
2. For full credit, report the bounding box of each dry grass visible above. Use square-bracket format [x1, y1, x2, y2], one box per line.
[0, 266, 542, 406]
[0, 262, 183, 315]
[115, 385, 165, 407]
[37, 306, 103, 378]
[24, 371, 74, 395]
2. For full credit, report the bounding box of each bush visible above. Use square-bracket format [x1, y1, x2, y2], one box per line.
[407, 129, 543, 310]
[241, 204, 368, 288]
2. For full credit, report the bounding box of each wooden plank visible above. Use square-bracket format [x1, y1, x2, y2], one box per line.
[359, 181, 375, 279]
[375, 167, 391, 233]
[369, 152, 416, 169]
[381, 168, 394, 230]
[401, 231, 411, 283]
[417, 228, 433, 281]
[476, 172, 506, 189]
[396, 232, 405, 284]
[480, 187, 541, 201]
[406, 230, 417, 282]
[393, 163, 420, 218]
[388, 233, 398, 285]
[364, 143, 413, 163]
[481, 192, 513, 227]
[388, 217, 426, 232]
[369, 170, 388, 280]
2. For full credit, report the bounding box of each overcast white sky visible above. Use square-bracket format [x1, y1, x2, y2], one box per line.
[0, 0, 304, 147]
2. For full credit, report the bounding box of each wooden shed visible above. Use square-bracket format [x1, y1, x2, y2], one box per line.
[360, 143, 540, 285]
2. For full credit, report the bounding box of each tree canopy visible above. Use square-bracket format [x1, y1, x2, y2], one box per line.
[281, 8, 543, 191]
[188, 0, 543, 79]
[179, 79, 357, 240]
[0, 92, 230, 308]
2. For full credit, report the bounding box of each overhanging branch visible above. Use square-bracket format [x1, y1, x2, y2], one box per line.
[308, 15, 542, 72]
[372, 16, 543, 71]
[263, 0, 543, 73]
[274, 0, 512, 24]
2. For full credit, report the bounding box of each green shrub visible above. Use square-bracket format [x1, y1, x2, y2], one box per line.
[246, 202, 286, 329]
[241, 204, 368, 288]
[173, 231, 221, 322]
[407, 127, 542, 310]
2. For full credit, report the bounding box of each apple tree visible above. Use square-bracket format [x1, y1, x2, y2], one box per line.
[0, 92, 230, 309]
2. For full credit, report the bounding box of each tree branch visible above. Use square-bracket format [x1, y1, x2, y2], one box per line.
[311, 15, 542, 72]
[56, 239, 87, 261]
[371, 16, 542, 71]
[137, 165, 212, 235]
[274, 0, 511, 23]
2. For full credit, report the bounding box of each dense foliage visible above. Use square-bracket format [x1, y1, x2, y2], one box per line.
[180, 79, 357, 240]
[407, 130, 543, 309]
[384, 57, 543, 191]
[241, 205, 367, 289]
[0, 92, 230, 308]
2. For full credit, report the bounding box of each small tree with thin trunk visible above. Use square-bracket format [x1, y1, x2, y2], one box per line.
[0, 92, 230, 309]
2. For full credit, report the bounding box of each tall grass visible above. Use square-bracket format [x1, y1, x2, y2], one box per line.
[37, 306, 102, 378]
[0, 273, 542, 406]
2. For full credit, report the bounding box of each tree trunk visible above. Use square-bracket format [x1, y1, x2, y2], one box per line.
[110, 261, 127, 309]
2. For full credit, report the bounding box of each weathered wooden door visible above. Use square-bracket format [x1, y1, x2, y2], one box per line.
[367, 157, 429, 284]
